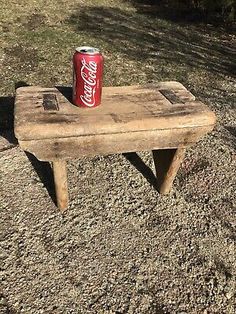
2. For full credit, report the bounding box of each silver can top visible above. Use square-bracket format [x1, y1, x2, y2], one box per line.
[76, 46, 100, 55]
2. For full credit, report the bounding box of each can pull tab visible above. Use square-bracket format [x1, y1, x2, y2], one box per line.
[42, 93, 59, 111]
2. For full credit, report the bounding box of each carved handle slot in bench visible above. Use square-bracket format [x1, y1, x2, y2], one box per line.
[42, 93, 59, 111]
[159, 89, 184, 104]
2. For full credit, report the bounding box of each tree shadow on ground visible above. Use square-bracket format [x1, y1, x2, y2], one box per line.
[127, 0, 236, 27]
[68, 6, 235, 79]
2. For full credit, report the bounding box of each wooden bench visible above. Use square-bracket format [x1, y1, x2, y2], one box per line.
[14, 82, 216, 211]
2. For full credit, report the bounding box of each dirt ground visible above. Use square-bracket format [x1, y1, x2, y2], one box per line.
[0, 1, 235, 313]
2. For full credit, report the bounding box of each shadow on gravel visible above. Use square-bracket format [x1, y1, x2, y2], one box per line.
[217, 126, 236, 151]
[0, 292, 19, 314]
[0, 82, 31, 152]
[224, 126, 236, 149]
[0, 96, 15, 131]
[25, 152, 57, 206]
[0, 96, 18, 152]
[68, 6, 236, 78]
[226, 126, 236, 137]
[123, 152, 158, 189]
[0, 81, 59, 206]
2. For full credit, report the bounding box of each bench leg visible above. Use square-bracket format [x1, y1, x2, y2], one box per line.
[152, 147, 185, 194]
[53, 160, 69, 211]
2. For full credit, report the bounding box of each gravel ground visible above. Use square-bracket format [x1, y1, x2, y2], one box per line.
[0, 1, 236, 313]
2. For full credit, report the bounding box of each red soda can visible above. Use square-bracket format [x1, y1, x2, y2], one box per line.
[72, 46, 104, 108]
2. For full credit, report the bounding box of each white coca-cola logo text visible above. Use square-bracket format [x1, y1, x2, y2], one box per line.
[80, 58, 97, 107]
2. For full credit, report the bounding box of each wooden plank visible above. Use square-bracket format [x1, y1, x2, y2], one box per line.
[18, 125, 213, 161]
[15, 81, 194, 97]
[153, 147, 186, 194]
[53, 160, 69, 211]
[14, 83, 207, 141]
[14, 83, 195, 123]
[15, 102, 216, 141]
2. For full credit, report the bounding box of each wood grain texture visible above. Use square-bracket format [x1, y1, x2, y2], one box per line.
[153, 148, 186, 194]
[18, 125, 212, 161]
[14, 83, 216, 141]
[53, 160, 69, 211]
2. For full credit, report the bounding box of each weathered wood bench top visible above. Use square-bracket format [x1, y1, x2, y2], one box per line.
[15, 82, 215, 141]
[14, 82, 216, 211]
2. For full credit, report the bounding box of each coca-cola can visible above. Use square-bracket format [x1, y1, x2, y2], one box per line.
[72, 46, 104, 108]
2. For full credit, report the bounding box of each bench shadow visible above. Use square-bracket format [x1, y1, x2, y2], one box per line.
[0, 96, 15, 131]
[224, 126, 236, 149]
[0, 96, 18, 152]
[0, 292, 19, 314]
[0, 82, 31, 151]
[225, 126, 236, 138]
[1, 82, 58, 207]
[25, 152, 57, 206]
[123, 152, 158, 190]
